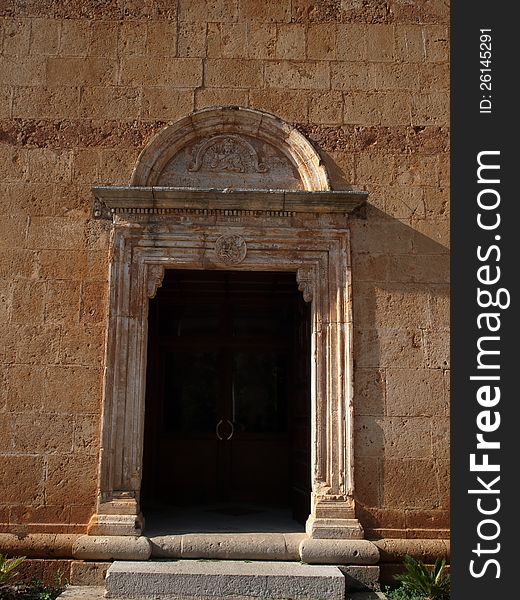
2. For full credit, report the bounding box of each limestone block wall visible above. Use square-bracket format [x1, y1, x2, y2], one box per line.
[0, 1, 449, 542]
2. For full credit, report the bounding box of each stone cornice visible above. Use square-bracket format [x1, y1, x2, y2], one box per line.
[91, 186, 368, 219]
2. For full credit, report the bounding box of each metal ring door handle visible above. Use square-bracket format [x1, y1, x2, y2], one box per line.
[225, 419, 234, 441]
[216, 419, 224, 441]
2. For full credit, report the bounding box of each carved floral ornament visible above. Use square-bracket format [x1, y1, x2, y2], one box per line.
[214, 234, 248, 264]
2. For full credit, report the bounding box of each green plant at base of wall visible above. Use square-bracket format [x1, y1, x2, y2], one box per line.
[385, 555, 451, 600]
[384, 586, 425, 600]
[0, 556, 26, 585]
[0, 556, 65, 600]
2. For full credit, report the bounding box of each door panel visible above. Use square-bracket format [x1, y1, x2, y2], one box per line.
[232, 351, 288, 434]
[290, 299, 312, 523]
[163, 351, 220, 433]
[142, 270, 310, 517]
[228, 439, 290, 503]
[158, 439, 221, 502]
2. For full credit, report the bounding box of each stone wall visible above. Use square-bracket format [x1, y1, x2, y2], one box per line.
[0, 1, 449, 543]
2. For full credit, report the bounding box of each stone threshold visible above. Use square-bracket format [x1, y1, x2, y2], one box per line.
[73, 534, 380, 566]
[150, 532, 306, 560]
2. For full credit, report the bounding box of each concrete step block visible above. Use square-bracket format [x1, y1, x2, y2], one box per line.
[106, 559, 346, 599]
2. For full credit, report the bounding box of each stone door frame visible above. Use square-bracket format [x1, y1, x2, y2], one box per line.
[88, 198, 364, 541]
[88, 107, 368, 542]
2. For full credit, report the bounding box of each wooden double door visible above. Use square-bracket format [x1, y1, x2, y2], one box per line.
[142, 270, 311, 521]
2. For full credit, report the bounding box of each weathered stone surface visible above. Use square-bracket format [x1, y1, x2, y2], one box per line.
[276, 24, 306, 59]
[45, 366, 103, 413]
[141, 89, 194, 121]
[195, 88, 249, 111]
[0, 56, 45, 86]
[386, 368, 446, 416]
[47, 58, 117, 86]
[58, 587, 104, 600]
[355, 416, 432, 459]
[79, 87, 141, 121]
[73, 536, 151, 561]
[382, 459, 442, 510]
[406, 509, 450, 531]
[70, 561, 109, 586]
[239, 0, 291, 24]
[179, 0, 238, 23]
[307, 23, 337, 59]
[29, 18, 60, 56]
[0, 281, 10, 325]
[265, 61, 330, 90]
[14, 412, 74, 453]
[0, 412, 13, 451]
[249, 89, 308, 122]
[44, 280, 81, 325]
[13, 87, 80, 120]
[9, 504, 71, 529]
[0, 533, 77, 558]
[60, 20, 90, 55]
[45, 455, 98, 507]
[309, 91, 343, 125]
[205, 59, 263, 88]
[207, 23, 248, 59]
[355, 458, 382, 507]
[150, 533, 304, 561]
[72, 415, 101, 455]
[120, 57, 202, 87]
[59, 324, 106, 366]
[374, 538, 450, 563]
[299, 539, 380, 565]
[14, 557, 72, 586]
[106, 560, 345, 600]
[340, 565, 380, 591]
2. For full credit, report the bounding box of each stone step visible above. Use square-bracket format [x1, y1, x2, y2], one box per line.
[57, 585, 387, 600]
[105, 559, 346, 599]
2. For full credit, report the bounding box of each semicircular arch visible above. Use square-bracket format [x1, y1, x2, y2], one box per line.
[130, 106, 330, 191]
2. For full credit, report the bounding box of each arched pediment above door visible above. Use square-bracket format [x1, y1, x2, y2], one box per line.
[130, 106, 330, 191]
[92, 107, 366, 220]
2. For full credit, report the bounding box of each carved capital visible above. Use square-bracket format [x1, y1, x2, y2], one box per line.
[146, 265, 165, 299]
[297, 266, 315, 303]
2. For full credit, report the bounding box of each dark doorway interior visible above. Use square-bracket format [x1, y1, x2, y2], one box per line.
[141, 270, 311, 527]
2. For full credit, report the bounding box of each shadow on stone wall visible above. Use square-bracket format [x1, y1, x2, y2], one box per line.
[348, 203, 449, 539]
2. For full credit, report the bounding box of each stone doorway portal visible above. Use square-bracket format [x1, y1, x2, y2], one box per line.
[141, 269, 312, 527]
[88, 107, 370, 553]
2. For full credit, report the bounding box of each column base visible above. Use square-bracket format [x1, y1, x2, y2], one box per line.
[306, 516, 364, 539]
[87, 513, 144, 536]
